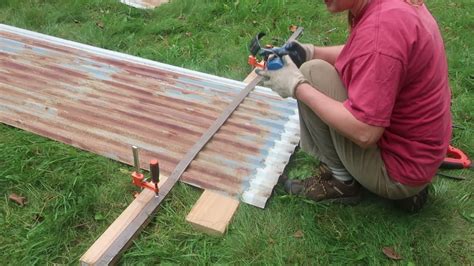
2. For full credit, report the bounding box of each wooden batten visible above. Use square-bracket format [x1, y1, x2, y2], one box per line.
[80, 176, 168, 266]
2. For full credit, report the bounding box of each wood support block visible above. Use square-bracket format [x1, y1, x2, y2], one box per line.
[186, 190, 239, 236]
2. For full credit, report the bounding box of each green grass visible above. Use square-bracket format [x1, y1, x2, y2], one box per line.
[0, 0, 473, 264]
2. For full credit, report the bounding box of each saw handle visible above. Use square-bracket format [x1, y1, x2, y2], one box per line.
[440, 145, 471, 169]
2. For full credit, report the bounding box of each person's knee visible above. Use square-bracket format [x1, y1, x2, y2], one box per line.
[299, 59, 339, 95]
[300, 59, 333, 79]
[299, 59, 347, 101]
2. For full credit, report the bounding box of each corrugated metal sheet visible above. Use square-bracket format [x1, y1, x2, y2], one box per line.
[120, 0, 168, 9]
[0, 24, 300, 208]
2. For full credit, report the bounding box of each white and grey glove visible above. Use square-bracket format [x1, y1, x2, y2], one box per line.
[256, 55, 308, 98]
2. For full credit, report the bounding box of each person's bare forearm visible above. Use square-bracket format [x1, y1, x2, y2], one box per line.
[295, 83, 384, 148]
[311, 45, 344, 66]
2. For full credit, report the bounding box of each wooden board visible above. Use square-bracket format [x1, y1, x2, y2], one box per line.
[185, 190, 240, 236]
[80, 176, 168, 265]
[243, 69, 259, 84]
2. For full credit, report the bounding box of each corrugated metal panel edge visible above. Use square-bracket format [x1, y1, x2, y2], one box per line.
[242, 112, 300, 208]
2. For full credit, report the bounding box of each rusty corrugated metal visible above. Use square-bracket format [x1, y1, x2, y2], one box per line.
[0, 24, 299, 208]
[120, 0, 168, 9]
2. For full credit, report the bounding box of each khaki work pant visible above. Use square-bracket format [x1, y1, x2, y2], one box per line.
[297, 60, 426, 200]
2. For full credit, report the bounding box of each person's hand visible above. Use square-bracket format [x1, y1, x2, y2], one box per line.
[256, 55, 308, 98]
[285, 41, 315, 67]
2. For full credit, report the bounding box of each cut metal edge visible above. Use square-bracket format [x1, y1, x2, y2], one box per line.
[241, 111, 300, 208]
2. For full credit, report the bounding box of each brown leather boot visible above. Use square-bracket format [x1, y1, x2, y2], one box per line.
[284, 163, 361, 204]
[393, 187, 429, 213]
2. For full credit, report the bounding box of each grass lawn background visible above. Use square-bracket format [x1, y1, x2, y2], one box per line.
[0, 0, 472, 264]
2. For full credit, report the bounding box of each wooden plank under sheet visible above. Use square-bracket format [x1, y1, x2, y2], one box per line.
[183, 70, 259, 235]
[186, 190, 240, 236]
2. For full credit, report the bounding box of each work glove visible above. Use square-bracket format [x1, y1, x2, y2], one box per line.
[285, 41, 315, 67]
[256, 55, 308, 98]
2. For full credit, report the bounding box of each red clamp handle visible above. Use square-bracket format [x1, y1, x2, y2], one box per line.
[131, 159, 160, 194]
[150, 159, 160, 195]
[248, 55, 265, 69]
